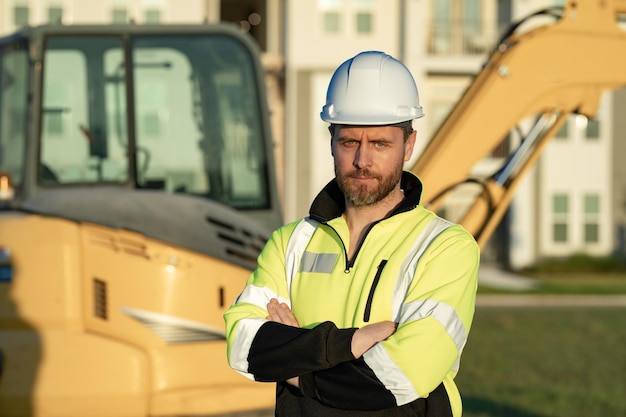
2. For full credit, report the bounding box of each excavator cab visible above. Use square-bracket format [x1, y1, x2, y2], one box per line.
[0, 24, 277, 417]
[0, 23, 280, 228]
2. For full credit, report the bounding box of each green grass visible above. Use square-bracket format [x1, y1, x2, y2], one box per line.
[479, 253, 626, 295]
[457, 307, 626, 417]
[468, 257, 626, 415]
[522, 254, 626, 274]
[523, 272, 626, 295]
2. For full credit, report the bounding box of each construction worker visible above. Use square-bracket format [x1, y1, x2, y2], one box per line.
[224, 51, 479, 417]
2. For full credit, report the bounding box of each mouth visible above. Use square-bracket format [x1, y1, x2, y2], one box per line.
[349, 177, 378, 188]
[350, 170, 377, 180]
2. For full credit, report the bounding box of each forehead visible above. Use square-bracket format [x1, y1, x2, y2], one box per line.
[333, 125, 404, 140]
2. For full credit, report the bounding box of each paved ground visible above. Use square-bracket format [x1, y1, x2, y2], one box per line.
[476, 293, 626, 307]
[478, 264, 538, 291]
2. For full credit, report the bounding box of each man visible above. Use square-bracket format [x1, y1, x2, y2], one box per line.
[224, 51, 479, 417]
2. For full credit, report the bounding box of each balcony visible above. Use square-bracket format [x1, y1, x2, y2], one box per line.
[427, 22, 500, 57]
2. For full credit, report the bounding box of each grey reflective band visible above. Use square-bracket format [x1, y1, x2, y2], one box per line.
[300, 251, 339, 274]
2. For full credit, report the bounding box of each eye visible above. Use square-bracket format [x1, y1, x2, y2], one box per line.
[373, 141, 387, 148]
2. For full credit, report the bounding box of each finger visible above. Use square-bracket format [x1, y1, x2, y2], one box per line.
[266, 299, 281, 322]
[266, 299, 300, 327]
[266, 299, 294, 325]
[270, 302, 293, 326]
[277, 303, 299, 327]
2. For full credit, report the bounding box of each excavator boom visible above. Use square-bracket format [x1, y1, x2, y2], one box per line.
[411, 0, 626, 247]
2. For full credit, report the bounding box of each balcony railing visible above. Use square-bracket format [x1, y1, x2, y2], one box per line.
[427, 23, 501, 56]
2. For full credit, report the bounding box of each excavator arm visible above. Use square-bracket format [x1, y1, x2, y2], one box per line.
[411, 0, 626, 248]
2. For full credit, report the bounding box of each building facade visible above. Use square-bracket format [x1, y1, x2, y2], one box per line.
[1, 0, 623, 269]
[283, 0, 624, 269]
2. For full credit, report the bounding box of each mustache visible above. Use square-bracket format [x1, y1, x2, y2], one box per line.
[349, 169, 379, 179]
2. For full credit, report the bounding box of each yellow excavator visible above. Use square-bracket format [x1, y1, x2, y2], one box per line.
[412, 0, 626, 249]
[1, 0, 626, 416]
[0, 23, 278, 416]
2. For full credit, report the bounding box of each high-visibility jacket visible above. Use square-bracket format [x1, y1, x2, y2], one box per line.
[224, 172, 480, 417]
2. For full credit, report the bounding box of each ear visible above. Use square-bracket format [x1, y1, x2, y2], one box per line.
[404, 130, 417, 162]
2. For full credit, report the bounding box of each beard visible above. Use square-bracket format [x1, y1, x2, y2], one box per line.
[335, 164, 403, 207]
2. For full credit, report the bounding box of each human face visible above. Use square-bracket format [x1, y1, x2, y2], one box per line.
[331, 125, 416, 207]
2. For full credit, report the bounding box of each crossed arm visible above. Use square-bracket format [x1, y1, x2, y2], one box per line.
[265, 298, 397, 387]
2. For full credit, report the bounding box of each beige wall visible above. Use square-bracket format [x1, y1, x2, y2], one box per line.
[284, 0, 404, 221]
[286, 0, 400, 69]
[2, 0, 624, 264]
[0, 0, 205, 33]
[612, 88, 626, 257]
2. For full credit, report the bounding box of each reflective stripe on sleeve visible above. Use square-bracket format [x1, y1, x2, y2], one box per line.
[400, 299, 467, 353]
[366, 217, 466, 404]
[229, 317, 266, 379]
[229, 218, 319, 379]
[392, 217, 453, 321]
[363, 344, 419, 405]
[236, 284, 290, 310]
[229, 285, 291, 378]
[363, 298, 468, 404]
[401, 298, 468, 371]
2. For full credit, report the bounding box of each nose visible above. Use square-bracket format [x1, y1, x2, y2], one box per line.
[354, 145, 373, 169]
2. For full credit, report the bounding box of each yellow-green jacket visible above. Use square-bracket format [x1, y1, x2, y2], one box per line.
[224, 172, 480, 417]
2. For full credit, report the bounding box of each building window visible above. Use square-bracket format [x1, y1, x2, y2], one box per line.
[48, 6, 63, 23]
[112, 8, 128, 23]
[355, 12, 372, 33]
[14, 6, 29, 27]
[555, 118, 569, 140]
[142, 113, 161, 136]
[145, 9, 161, 23]
[43, 81, 66, 136]
[583, 194, 600, 243]
[319, 0, 343, 34]
[355, 0, 374, 34]
[323, 11, 341, 33]
[44, 112, 64, 135]
[585, 117, 600, 140]
[552, 193, 568, 243]
[430, 0, 487, 55]
[464, 0, 481, 37]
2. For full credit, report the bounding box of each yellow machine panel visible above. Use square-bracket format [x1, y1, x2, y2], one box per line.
[0, 23, 278, 417]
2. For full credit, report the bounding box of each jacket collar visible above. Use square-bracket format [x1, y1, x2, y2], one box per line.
[309, 171, 423, 223]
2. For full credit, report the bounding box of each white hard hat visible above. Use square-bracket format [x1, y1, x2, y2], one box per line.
[320, 51, 424, 125]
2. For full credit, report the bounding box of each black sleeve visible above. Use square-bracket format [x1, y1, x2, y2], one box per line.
[299, 358, 397, 410]
[248, 321, 357, 382]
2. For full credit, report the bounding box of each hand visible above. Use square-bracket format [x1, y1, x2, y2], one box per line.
[266, 298, 300, 327]
[351, 321, 397, 358]
[266, 299, 300, 387]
